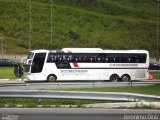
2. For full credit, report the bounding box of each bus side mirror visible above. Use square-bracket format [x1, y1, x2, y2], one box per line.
[14, 64, 24, 78]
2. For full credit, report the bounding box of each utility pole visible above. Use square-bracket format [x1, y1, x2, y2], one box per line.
[157, 0, 160, 61]
[50, 0, 53, 49]
[0, 34, 4, 59]
[29, 0, 32, 51]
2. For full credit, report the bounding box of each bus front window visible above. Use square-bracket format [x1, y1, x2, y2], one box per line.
[24, 59, 32, 73]
[23, 52, 34, 73]
[27, 52, 34, 59]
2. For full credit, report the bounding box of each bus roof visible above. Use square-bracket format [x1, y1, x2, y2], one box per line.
[103, 50, 148, 54]
[61, 48, 103, 52]
[30, 49, 49, 53]
[30, 49, 149, 54]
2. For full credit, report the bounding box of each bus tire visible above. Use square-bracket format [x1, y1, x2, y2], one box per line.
[47, 74, 57, 82]
[121, 74, 130, 82]
[109, 74, 119, 82]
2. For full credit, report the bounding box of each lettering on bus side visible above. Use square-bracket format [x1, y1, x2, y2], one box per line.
[110, 63, 138, 67]
[61, 70, 88, 74]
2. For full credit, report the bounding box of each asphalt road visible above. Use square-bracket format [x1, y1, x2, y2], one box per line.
[0, 80, 159, 90]
[0, 108, 159, 120]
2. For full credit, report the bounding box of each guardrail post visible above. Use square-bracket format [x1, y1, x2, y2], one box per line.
[129, 80, 133, 86]
[93, 82, 96, 88]
[58, 82, 62, 89]
[16, 66, 20, 89]
[37, 98, 42, 106]
[25, 83, 30, 90]
[16, 79, 19, 90]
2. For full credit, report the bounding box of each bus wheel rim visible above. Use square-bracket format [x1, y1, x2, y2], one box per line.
[49, 76, 55, 81]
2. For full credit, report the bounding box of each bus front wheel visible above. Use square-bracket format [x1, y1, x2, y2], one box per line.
[109, 74, 119, 82]
[47, 74, 57, 82]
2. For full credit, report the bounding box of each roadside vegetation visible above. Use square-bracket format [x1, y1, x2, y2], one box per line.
[51, 84, 160, 96]
[150, 71, 160, 80]
[0, 84, 159, 108]
[0, 98, 108, 108]
[0, 0, 159, 57]
[0, 67, 16, 80]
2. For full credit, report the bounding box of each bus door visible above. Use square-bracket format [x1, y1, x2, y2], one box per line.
[31, 53, 46, 80]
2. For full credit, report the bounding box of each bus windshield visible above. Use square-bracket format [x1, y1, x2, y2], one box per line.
[27, 52, 34, 59]
[24, 59, 32, 72]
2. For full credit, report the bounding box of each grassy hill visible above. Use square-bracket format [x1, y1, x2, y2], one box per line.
[0, 0, 159, 56]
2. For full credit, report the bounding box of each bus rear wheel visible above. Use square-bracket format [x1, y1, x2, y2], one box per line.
[121, 74, 130, 82]
[109, 74, 119, 82]
[47, 74, 57, 82]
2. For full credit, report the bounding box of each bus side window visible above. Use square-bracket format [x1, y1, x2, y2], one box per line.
[135, 56, 139, 63]
[73, 54, 78, 62]
[129, 55, 134, 63]
[109, 56, 114, 63]
[82, 57, 86, 62]
[85, 55, 90, 62]
[97, 57, 101, 62]
[66, 57, 70, 62]
[72, 54, 78, 62]
[47, 54, 54, 63]
[93, 55, 97, 62]
[138, 55, 146, 63]
[71, 56, 75, 62]
[51, 56, 55, 62]
[58, 57, 62, 62]
[141, 55, 146, 63]
[113, 57, 116, 63]
[105, 57, 109, 63]
[62, 55, 66, 62]
[113, 56, 119, 63]
[67, 55, 72, 62]
[133, 56, 139, 63]
[127, 57, 131, 63]
[78, 55, 82, 62]
[121, 56, 127, 63]
[100, 56, 105, 62]
[89, 57, 93, 62]
[74, 54, 77, 62]
[55, 55, 58, 62]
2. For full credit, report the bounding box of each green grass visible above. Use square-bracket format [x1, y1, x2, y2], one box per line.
[150, 72, 160, 79]
[0, 98, 108, 108]
[53, 84, 160, 96]
[0, 0, 159, 57]
[1, 84, 159, 108]
[0, 67, 16, 79]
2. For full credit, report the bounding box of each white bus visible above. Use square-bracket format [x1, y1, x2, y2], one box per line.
[22, 48, 149, 82]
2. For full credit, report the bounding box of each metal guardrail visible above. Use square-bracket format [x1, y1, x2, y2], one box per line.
[0, 90, 159, 101]
[0, 81, 160, 90]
